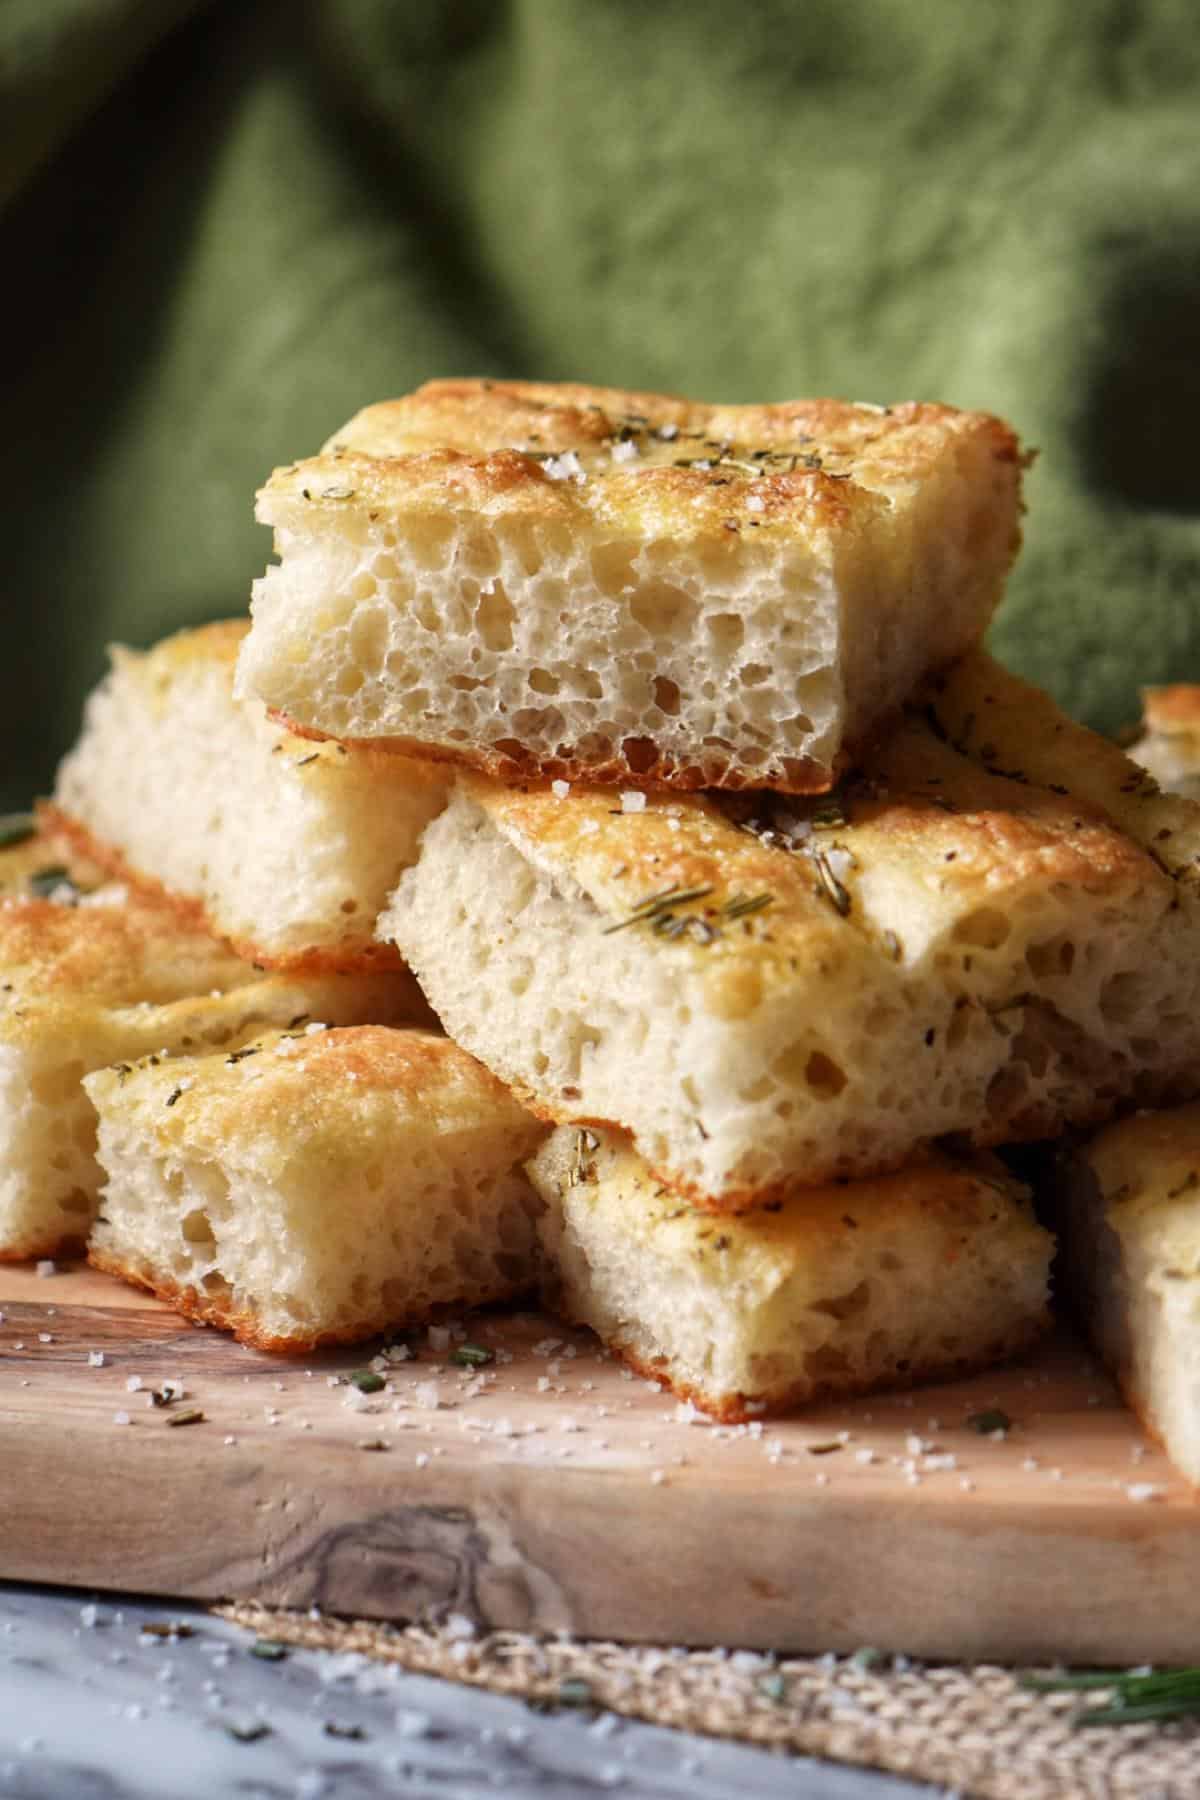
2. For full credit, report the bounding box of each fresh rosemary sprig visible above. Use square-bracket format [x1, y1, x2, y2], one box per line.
[602, 884, 714, 935]
[1021, 1666, 1200, 1728]
[603, 884, 776, 943]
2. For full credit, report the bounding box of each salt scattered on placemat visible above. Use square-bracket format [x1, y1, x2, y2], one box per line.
[219, 1604, 1200, 1800]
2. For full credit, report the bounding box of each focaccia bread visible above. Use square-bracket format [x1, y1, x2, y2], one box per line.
[530, 1127, 1051, 1420]
[50, 621, 448, 970]
[1057, 1104, 1200, 1486]
[86, 1027, 546, 1351]
[237, 379, 1024, 793]
[1128, 685, 1200, 800]
[381, 651, 1200, 1207]
[0, 866, 429, 1261]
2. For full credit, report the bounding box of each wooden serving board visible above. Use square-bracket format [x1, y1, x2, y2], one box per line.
[2, 1260, 1197, 1665]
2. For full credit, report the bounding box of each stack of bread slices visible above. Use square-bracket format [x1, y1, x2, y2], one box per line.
[14, 379, 1200, 1443]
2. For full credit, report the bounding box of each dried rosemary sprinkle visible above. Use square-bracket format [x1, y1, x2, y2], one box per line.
[348, 1369, 386, 1394]
[165, 1407, 205, 1428]
[249, 1638, 288, 1661]
[810, 796, 848, 831]
[28, 865, 76, 900]
[810, 848, 852, 916]
[602, 884, 714, 934]
[555, 1677, 595, 1709]
[721, 891, 775, 922]
[967, 1408, 1012, 1434]
[450, 1343, 494, 1368]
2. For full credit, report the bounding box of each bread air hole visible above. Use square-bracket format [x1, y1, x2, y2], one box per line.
[181, 1208, 216, 1251]
[811, 1279, 872, 1321]
[805, 1051, 848, 1098]
[1026, 934, 1076, 978]
[622, 736, 659, 774]
[954, 907, 1011, 950]
[653, 676, 682, 716]
[590, 541, 637, 594]
[707, 612, 744, 654]
[770, 1043, 848, 1097]
[629, 580, 697, 636]
[475, 581, 515, 651]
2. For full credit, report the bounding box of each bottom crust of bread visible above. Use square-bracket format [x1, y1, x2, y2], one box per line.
[87, 1242, 531, 1356]
[267, 711, 845, 797]
[581, 1316, 1050, 1425]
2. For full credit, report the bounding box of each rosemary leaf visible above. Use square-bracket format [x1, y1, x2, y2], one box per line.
[348, 1369, 386, 1394]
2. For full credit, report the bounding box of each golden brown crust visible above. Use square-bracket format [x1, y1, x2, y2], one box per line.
[39, 803, 410, 976]
[568, 1319, 1048, 1424]
[460, 663, 1164, 1005]
[86, 1242, 527, 1355]
[1141, 685, 1200, 734]
[87, 1027, 534, 1167]
[263, 381, 1022, 554]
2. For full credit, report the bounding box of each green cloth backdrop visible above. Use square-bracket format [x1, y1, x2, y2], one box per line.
[3, 0, 1199, 809]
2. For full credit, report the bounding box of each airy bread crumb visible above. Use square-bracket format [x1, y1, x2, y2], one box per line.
[238, 379, 1023, 793]
[529, 1127, 1051, 1420]
[1057, 1104, 1200, 1485]
[86, 1028, 547, 1351]
[380, 651, 1200, 1207]
[51, 621, 448, 970]
[0, 832, 427, 1261]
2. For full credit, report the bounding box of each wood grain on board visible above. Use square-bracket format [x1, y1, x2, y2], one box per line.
[2, 1261, 1196, 1664]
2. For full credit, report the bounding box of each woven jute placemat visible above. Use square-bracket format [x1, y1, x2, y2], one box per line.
[217, 1604, 1200, 1799]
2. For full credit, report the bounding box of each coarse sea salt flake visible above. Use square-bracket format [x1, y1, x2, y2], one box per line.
[551, 779, 571, 800]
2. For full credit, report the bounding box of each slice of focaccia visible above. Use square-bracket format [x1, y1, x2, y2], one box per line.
[86, 1027, 546, 1351]
[529, 1127, 1051, 1420]
[1128, 685, 1200, 800]
[0, 857, 429, 1261]
[1057, 1104, 1200, 1485]
[237, 379, 1024, 794]
[50, 621, 448, 971]
[381, 651, 1200, 1208]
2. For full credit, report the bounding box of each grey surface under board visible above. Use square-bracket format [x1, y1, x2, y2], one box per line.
[0, 1584, 942, 1799]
